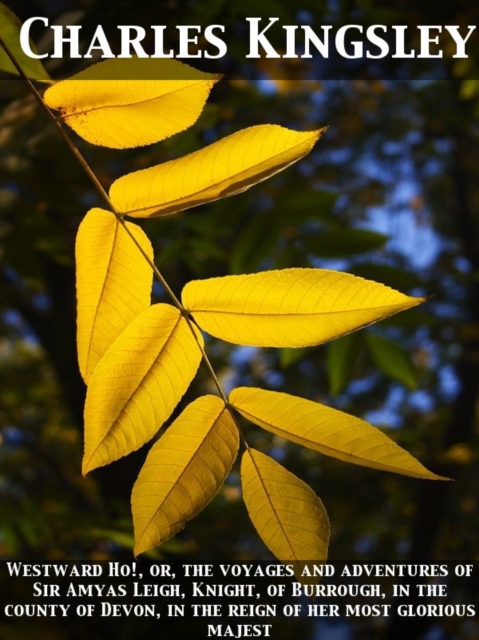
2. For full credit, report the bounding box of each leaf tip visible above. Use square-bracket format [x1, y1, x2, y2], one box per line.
[81, 458, 93, 477]
[411, 464, 451, 482]
[431, 472, 452, 482]
[82, 450, 101, 476]
[302, 125, 328, 150]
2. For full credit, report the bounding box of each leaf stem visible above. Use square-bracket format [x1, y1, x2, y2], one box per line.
[184, 315, 250, 449]
[2, 37, 243, 431]
[184, 316, 229, 404]
[119, 222, 183, 310]
[0, 37, 183, 311]
[0, 37, 112, 209]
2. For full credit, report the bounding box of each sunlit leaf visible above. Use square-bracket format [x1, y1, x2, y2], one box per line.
[132, 396, 239, 555]
[83, 304, 203, 474]
[44, 58, 219, 148]
[0, 4, 51, 82]
[366, 333, 418, 389]
[110, 125, 325, 217]
[183, 268, 425, 348]
[241, 449, 330, 565]
[231, 387, 446, 479]
[327, 333, 362, 395]
[76, 208, 153, 383]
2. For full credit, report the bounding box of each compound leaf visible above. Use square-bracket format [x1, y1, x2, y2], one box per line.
[132, 396, 239, 555]
[83, 304, 202, 474]
[231, 387, 445, 480]
[110, 125, 325, 217]
[241, 449, 330, 565]
[76, 208, 153, 383]
[44, 58, 219, 148]
[182, 268, 425, 348]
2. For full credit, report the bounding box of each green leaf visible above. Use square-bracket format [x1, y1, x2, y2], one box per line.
[366, 333, 418, 389]
[0, 4, 51, 82]
[327, 333, 362, 395]
[279, 346, 314, 368]
[303, 229, 388, 258]
[278, 190, 338, 225]
[460, 80, 479, 100]
[351, 263, 422, 292]
[230, 213, 280, 274]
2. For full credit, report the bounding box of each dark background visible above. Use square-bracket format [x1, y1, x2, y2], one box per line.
[1, 1, 478, 638]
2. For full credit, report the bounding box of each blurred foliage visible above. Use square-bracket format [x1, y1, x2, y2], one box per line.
[1, 1, 479, 639]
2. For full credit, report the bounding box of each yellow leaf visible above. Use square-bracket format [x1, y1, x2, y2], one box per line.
[83, 304, 202, 474]
[241, 449, 329, 565]
[44, 58, 219, 149]
[132, 396, 239, 555]
[231, 388, 446, 480]
[110, 125, 325, 217]
[182, 268, 425, 347]
[76, 208, 153, 383]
